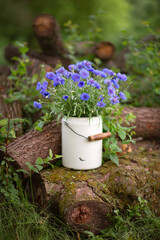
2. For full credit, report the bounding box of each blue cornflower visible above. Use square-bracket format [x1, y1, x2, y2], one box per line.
[63, 95, 69, 101]
[37, 81, 48, 91]
[117, 73, 127, 81]
[99, 95, 104, 101]
[40, 89, 51, 98]
[45, 72, 55, 80]
[63, 70, 72, 78]
[94, 82, 101, 89]
[87, 67, 95, 72]
[78, 81, 85, 88]
[112, 78, 120, 89]
[110, 95, 119, 105]
[41, 81, 48, 89]
[36, 82, 42, 90]
[60, 78, 65, 85]
[100, 72, 107, 78]
[76, 62, 84, 71]
[53, 75, 61, 86]
[79, 69, 89, 79]
[80, 93, 90, 101]
[33, 101, 42, 109]
[68, 64, 76, 71]
[82, 60, 92, 69]
[119, 92, 127, 100]
[104, 79, 112, 85]
[87, 78, 95, 86]
[103, 68, 115, 76]
[93, 70, 101, 76]
[97, 101, 106, 107]
[108, 86, 115, 96]
[55, 67, 65, 74]
[72, 73, 80, 82]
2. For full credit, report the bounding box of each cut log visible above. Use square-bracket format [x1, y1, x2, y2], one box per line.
[74, 41, 116, 61]
[121, 107, 160, 139]
[0, 120, 61, 173]
[0, 107, 159, 173]
[0, 73, 22, 120]
[32, 14, 66, 58]
[23, 149, 160, 234]
[94, 41, 116, 60]
[4, 44, 70, 68]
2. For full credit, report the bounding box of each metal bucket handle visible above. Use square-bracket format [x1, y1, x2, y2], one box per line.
[64, 121, 111, 142]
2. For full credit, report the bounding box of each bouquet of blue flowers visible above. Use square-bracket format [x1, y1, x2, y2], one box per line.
[34, 60, 127, 119]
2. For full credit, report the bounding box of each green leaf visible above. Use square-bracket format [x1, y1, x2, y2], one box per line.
[110, 143, 122, 153]
[54, 154, 62, 159]
[18, 169, 29, 175]
[35, 157, 44, 165]
[110, 154, 119, 166]
[118, 130, 126, 140]
[49, 149, 53, 158]
[36, 165, 43, 171]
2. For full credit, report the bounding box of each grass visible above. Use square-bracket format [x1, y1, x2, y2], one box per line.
[0, 196, 160, 240]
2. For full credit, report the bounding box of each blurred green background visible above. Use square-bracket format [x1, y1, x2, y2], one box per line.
[0, 0, 160, 65]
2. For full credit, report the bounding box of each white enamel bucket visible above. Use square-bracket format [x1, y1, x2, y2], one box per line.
[62, 116, 107, 170]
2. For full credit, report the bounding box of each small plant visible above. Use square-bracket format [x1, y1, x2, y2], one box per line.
[123, 23, 160, 107]
[102, 108, 135, 165]
[5, 41, 48, 124]
[0, 117, 27, 199]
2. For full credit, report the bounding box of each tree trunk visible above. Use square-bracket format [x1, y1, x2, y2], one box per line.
[0, 120, 61, 173]
[5, 44, 70, 68]
[121, 107, 160, 139]
[25, 149, 160, 234]
[0, 73, 22, 120]
[32, 14, 66, 58]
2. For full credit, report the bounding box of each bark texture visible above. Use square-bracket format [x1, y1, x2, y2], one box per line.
[0, 73, 22, 120]
[5, 44, 70, 68]
[0, 107, 159, 174]
[121, 107, 160, 139]
[27, 150, 160, 233]
[0, 120, 61, 172]
[32, 14, 66, 58]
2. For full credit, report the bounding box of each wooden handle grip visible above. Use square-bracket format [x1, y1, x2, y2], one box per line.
[88, 132, 111, 142]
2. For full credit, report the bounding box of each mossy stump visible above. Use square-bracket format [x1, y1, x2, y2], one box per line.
[27, 150, 160, 233]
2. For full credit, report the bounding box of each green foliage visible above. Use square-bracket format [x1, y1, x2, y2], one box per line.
[123, 24, 160, 107]
[0, 117, 27, 199]
[86, 198, 160, 240]
[0, 198, 76, 240]
[33, 112, 55, 132]
[102, 107, 135, 166]
[6, 42, 48, 124]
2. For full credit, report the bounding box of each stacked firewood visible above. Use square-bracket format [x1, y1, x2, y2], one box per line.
[0, 13, 160, 234]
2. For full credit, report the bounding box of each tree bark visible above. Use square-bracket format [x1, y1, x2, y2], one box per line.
[121, 107, 160, 139]
[24, 149, 160, 234]
[0, 107, 159, 174]
[0, 73, 22, 120]
[0, 120, 61, 173]
[32, 14, 66, 58]
[5, 44, 70, 68]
